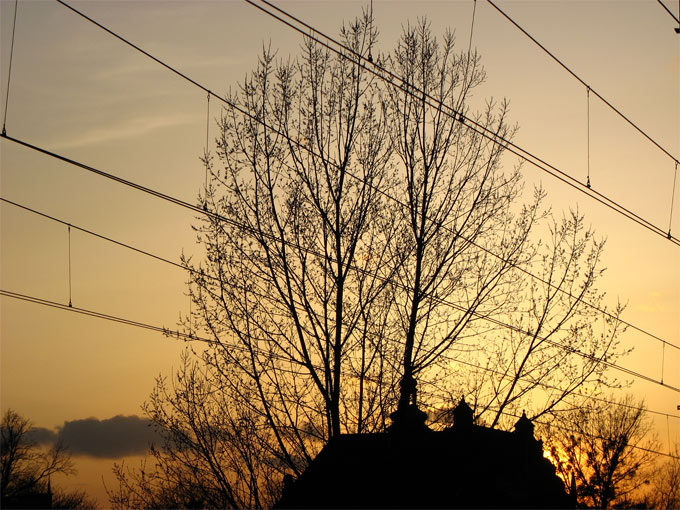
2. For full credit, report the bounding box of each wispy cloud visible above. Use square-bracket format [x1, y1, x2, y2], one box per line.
[50, 113, 198, 151]
[93, 54, 235, 82]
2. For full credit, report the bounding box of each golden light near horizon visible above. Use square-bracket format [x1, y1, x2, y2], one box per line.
[1, 0, 678, 506]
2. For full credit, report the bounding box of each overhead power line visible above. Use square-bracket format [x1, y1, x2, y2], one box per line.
[655, 0, 680, 27]
[2, 0, 19, 135]
[43, 1, 680, 349]
[3, 2, 675, 455]
[241, 0, 680, 246]
[5, 195, 679, 424]
[0, 288, 318, 380]
[54, 0, 680, 246]
[485, 0, 679, 166]
[3, 273, 679, 427]
[0, 197, 191, 273]
[0, 288, 211, 343]
[6, 284, 678, 461]
[7, 284, 674, 460]
[1, 133, 678, 394]
[4, 286, 679, 461]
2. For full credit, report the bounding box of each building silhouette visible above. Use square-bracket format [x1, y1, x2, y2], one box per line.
[1, 479, 52, 509]
[276, 398, 573, 509]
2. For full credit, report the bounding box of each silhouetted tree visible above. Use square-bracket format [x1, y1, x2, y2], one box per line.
[379, 21, 624, 423]
[646, 445, 679, 510]
[51, 488, 97, 510]
[107, 352, 282, 509]
[442, 209, 628, 430]
[543, 395, 658, 509]
[114, 13, 627, 509]
[1, 410, 96, 509]
[188, 10, 397, 463]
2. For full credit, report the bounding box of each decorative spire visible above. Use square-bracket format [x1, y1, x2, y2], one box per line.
[453, 397, 474, 428]
[513, 411, 535, 438]
[388, 375, 429, 433]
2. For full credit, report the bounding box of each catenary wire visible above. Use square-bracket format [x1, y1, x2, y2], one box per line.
[0, 288, 212, 343]
[45, 1, 680, 349]
[68, 224, 72, 307]
[242, 0, 680, 246]
[0, 197, 195, 274]
[6, 3, 675, 457]
[3, 286, 678, 460]
[4, 195, 679, 423]
[3, 277, 679, 428]
[1, 133, 678, 394]
[486, 0, 680, 167]
[233, 0, 680, 346]
[655, 0, 680, 25]
[4, 198, 679, 446]
[0, 289, 315, 377]
[670, 162, 678, 236]
[2, 0, 19, 135]
[55, 0, 680, 247]
[6, 2, 678, 387]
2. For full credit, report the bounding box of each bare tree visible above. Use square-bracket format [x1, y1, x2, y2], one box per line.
[146, 12, 629, 507]
[440, 210, 628, 430]
[1, 409, 73, 499]
[381, 20, 533, 417]
[378, 20, 625, 428]
[543, 395, 658, 509]
[107, 352, 282, 509]
[646, 445, 680, 510]
[187, 12, 397, 464]
[51, 488, 97, 510]
[1, 410, 95, 509]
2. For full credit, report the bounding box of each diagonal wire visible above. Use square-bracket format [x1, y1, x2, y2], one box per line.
[5, 195, 680, 423]
[655, 0, 680, 24]
[48, 0, 680, 349]
[2, 133, 679, 393]
[55, 0, 680, 246]
[486, 0, 679, 166]
[244, 0, 680, 245]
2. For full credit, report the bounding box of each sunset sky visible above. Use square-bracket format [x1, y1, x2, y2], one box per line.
[1, 0, 679, 505]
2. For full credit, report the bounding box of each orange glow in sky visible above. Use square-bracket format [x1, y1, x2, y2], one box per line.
[1, 1, 678, 505]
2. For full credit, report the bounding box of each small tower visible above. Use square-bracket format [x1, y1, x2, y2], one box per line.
[388, 374, 429, 433]
[452, 398, 474, 428]
[513, 411, 534, 437]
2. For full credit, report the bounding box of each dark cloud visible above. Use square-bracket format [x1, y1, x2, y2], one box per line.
[57, 415, 163, 458]
[25, 426, 58, 445]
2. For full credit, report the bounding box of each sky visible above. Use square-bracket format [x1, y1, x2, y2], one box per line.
[1, 0, 679, 506]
